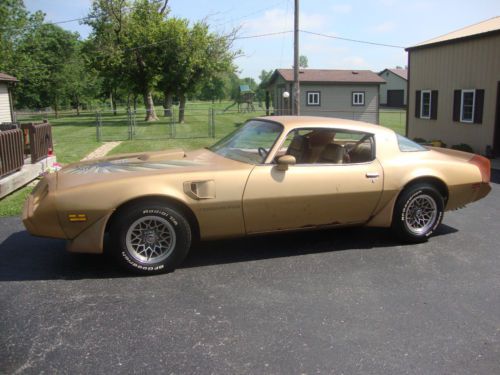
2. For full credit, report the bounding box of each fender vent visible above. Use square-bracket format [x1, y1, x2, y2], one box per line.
[183, 180, 216, 200]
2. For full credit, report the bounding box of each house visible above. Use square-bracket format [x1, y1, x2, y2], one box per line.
[378, 68, 407, 107]
[265, 69, 385, 124]
[0, 72, 17, 123]
[406, 17, 500, 155]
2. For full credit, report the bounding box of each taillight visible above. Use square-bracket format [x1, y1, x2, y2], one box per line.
[468, 155, 491, 183]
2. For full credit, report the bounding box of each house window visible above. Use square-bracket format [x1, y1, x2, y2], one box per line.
[307, 91, 320, 106]
[453, 89, 484, 124]
[420, 90, 431, 119]
[460, 89, 475, 123]
[352, 92, 365, 106]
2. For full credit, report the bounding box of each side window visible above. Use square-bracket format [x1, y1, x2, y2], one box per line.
[279, 128, 374, 164]
[352, 92, 365, 106]
[420, 90, 431, 119]
[306, 91, 321, 106]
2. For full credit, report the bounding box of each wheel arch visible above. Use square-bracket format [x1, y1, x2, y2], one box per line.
[367, 175, 449, 228]
[401, 176, 449, 203]
[105, 195, 201, 242]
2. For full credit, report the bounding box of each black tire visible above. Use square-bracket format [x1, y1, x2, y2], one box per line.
[392, 183, 444, 243]
[110, 202, 191, 274]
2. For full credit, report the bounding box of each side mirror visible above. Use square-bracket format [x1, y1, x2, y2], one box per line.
[276, 155, 296, 171]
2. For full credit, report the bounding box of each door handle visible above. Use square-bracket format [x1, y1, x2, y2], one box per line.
[366, 172, 379, 178]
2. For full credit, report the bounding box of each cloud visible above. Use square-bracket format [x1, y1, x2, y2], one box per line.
[242, 8, 328, 36]
[331, 4, 352, 14]
[373, 21, 396, 33]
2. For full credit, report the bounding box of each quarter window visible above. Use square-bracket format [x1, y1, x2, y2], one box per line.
[352, 92, 365, 106]
[306, 91, 320, 106]
[460, 89, 475, 123]
[420, 90, 431, 119]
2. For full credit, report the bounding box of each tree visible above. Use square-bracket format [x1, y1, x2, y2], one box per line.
[86, 0, 170, 120]
[65, 41, 102, 114]
[122, 0, 170, 121]
[161, 21, 236, 123]
[85, 0, 131, 115]
[0, 0, 31, 73]
[14, 23, 79, 115]
[299, 55, 308, 68]
[256, 69, 273, 104]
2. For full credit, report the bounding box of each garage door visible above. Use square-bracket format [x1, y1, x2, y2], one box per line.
[387, 90, 404, 107]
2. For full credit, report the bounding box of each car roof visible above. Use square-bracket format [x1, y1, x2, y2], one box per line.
[255, 116, 396, 136]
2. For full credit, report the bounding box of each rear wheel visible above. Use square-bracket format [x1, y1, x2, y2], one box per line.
[111, 202, 191, 274]
[392, 183, 444, 243]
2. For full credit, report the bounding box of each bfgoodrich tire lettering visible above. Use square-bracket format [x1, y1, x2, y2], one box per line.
[111, 203, 191, 274]
[392, 183, 444, 243]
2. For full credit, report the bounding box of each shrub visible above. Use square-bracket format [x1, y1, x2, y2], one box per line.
[451, 143, 474, 153]
[413, 137, 427, 144]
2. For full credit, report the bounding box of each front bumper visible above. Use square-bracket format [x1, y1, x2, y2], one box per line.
[22, 177, 66, 239]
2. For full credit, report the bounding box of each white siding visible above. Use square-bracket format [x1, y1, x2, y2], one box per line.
[0, 83, 13, 123]
[379, 71, 407, 105]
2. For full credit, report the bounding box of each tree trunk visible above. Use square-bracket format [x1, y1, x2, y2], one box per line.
[54, 98, 59, 119]
[144, 91, 158, 121]
[178, 93, 186, 123]
[163, 91, 173, 117]
[110, 92, 117, 115]
[76, 95, 80, 116]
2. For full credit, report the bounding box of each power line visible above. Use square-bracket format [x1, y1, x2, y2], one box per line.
[301, 30, 405, 49]
[235, 30, 293, 40]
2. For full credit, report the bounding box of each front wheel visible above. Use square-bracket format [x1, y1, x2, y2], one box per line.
[392, 183, 444, 243]
[110, 203, 192, 274]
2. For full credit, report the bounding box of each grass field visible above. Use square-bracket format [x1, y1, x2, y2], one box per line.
[1, 103, 406, 216]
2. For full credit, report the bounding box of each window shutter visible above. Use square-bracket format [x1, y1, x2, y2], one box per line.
[415, 90, 421, 118]
[474, 89, 484, 124]
[431, 90, 438, 120]
[453, 90, 461, 122]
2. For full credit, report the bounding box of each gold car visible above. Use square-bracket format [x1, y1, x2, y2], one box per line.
[23, 116, 491, 274]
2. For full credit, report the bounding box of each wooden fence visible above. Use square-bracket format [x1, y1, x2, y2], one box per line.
[0, 128, 24, 179]
[21, 121, 53, 163]
[0, 121, 53, 179]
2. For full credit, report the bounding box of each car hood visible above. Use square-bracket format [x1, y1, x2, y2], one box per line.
[56, 148, 248, 190]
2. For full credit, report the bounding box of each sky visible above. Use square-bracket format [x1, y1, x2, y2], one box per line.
[25, 0, 500, 80]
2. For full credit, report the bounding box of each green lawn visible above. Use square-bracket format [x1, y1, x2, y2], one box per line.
[2, 104, 406, 217]
[379, 108, 406, 135]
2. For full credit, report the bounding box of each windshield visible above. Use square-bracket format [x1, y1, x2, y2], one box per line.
[209, 120, 283, 164]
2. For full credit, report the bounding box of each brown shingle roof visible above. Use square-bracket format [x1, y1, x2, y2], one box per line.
[406, 16, 500, 50]
[0, 72, 18, 83]
[274, 69, 385, 84]
[379, 68, 408, 80]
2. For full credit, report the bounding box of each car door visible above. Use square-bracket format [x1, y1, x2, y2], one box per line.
[242, 129, 384, 234]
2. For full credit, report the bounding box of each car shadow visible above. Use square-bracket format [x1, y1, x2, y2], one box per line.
[0, 224, 458, 282]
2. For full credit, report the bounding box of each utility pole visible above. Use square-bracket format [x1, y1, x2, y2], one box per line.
[293, 0, 300, 115]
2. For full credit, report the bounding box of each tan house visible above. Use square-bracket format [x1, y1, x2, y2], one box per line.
[378, 68, 407, 107]
[0, 72, 17, 123]
[265, 69, 385, 124]
[406, 17, 500, 155]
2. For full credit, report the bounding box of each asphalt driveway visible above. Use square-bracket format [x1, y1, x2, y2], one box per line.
[1, 176, 499, 374]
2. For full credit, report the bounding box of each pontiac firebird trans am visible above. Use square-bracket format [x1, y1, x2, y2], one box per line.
[23, 116, 491, 274]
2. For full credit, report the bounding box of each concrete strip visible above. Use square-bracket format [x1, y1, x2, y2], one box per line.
[81, 141, 122, 161]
